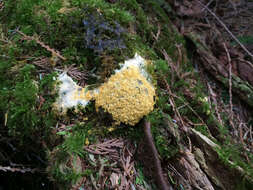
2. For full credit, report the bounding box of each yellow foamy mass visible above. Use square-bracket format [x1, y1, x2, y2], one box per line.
[95, 64, 155, 126]
[55, 54, 156, 125]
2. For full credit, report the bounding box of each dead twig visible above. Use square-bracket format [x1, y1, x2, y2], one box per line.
[207, 83, 224, 126]
[90, 174, 99, 190]
[170, 92, 206, 127]
[16, 30, 66, 61]
[162, 77, 186, 130]
[0, 39, 8, 43]
[223, 43, 233, 120]
[250, 125, 253, 144]
[198, 0, 253, 62]
[161, 49, 175, 84]
[187, 136, 192, 153]
[151, 23, 161, 42]
[239, 122, 244, 144]
[201, 0, 214, 12]
[0, 165, 40, 173]
[84, 139, 124, 159]
[71, 177, 86, 190]
[121, 156, 134, 180]
[168, 163, 188, 184]
[0, 1, 4, 11]
[55, 65, 88, 86]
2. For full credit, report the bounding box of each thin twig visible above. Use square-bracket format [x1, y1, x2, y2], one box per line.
[90, 174, 99, 190]
[239, 122, 244, 144]
[164, 83, 185, 129]
[198, 0, 253, 62]
[0, 1, 4, 11]
[207, 83, 224, 126]
[151, 23, 161, 42]
[0, 165, 40, 173]
[237, 58, 253, 68]
[187, 136, 192, 153]
[201, 0, 214, 12]
[0, 39, 9, 43]
[223, 43, 233, 120]
[84, 139, 123, 158]
[16, 30, 66, 61]
[250, 125, 253, 143]
[170, 92, 206, 126]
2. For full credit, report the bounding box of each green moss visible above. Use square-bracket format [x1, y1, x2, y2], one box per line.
[3, 0, 252, 188]
[220, 75, 253, 107]
[0, 62, 58, 141]
[195, 125, 210, 136]
[49, 153, 83, 188]
[216, 141, 253, 180]
[147, 109, 180, 160]
[47, 121, 98, 186]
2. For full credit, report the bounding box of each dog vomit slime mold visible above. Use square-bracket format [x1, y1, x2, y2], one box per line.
[54, 54, 156, 126]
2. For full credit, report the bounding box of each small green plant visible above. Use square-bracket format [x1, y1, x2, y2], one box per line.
[135, 167, 145, 185]
[61, 132, 86, 156]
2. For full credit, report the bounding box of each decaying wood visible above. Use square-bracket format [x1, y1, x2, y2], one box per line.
[197, 0, 253, 61]
[161, 109, 253, 190]
[190, 128, 253, 189]
[173, 149, 215, 190]
[186, 31, 253, 107]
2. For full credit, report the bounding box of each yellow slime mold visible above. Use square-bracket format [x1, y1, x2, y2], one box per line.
[95, 64, 155, 125]
[55, 54, 156, 125]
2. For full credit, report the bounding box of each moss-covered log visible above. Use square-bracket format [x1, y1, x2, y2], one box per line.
[1, 0, 253, 189]
[186, 32, 253, 107]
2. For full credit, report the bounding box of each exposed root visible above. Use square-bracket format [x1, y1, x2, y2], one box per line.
[143, 120, 172, 190]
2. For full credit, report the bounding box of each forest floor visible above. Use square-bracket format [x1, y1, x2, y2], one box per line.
[0, 0, 253, 190]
